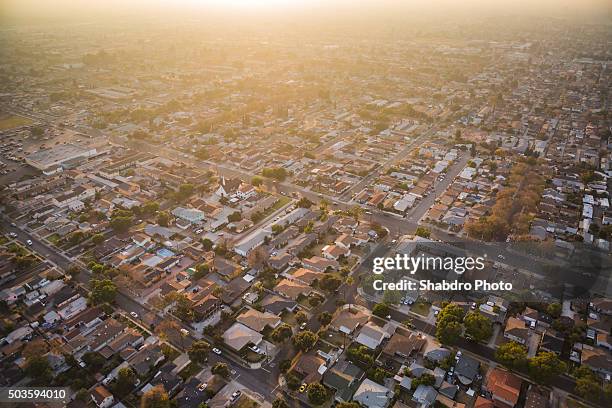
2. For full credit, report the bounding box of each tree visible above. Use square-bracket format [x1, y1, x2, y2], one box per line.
[295, 311, 308, 324]
[574, 366, 602, 403]
[372, 303, 390, 318]
[261, 167, 288, 181]
[157, 211, 170, 227]
[367, 367, 390, 385]
[528, 352, 567, 383]
[251, 176, 263, 187]
[141, 385, 170, 408]
[293, 330, 317, 351]
[24, 355, 52, 385]
[188, 340, 211, 364]
[495, 341, 527, 369]
[247, 246, 268, 269]
[212, 362, 230, 378]
[435, 303, 465, 345]
[336, 403, 361, 408]
[318, 312, 332, 327]
[201, 238, 213, 251]
[228, 211, 242, 223]
[411, 373, 436, 389]
[319, 275, 342, 292]
[546, 303, 562, 318]
[82, 351, 106, 372]
[142, 201, 160, 216]
[67, 264, 82, 277]
[115, 367, 137, 396]
[279, 359, 292, 372]
[464, 312, 493, 342]
[307, 383, 328, 405]
[415, 226, 431, 238]
[89, 279, 117, 305]
[272, 397, 290, 408]
[92, 233, 105, 245]
[296, 197, 313, 208]
[110, 216, 132, 233]
[271, 324, 293, 343]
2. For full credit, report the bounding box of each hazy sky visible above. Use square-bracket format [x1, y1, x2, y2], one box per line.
[1, 0, 611, 24]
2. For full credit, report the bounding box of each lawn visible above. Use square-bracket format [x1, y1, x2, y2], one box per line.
[0, 114, 32, 131]
[410, 301, 431, 316]
[235, 396, 260, 408]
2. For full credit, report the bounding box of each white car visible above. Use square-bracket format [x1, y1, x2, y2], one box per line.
[130, 312, 138, 319]
[212, 348, 222, 355]
[26, 239, 33, 246]
[198, 383, 207, 392]
[249, 345, 261, 353]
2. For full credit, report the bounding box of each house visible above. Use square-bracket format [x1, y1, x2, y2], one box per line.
[455, 354, 480, 385]
[580, 344, 612, 377]
[261, 294, 298, 315]
[591, 298, 612, 316]
[236, 308, 281, 332]
[303, 256, 339, 272]
[382, 330, 425, 359]
[323, 360, 365, 402]
[486, 368, 522, 408]
[412, 385, 438, 408]
[474, 397, 495, 408]
[290, 268, 323, 285]
[353, 378, 394, 408]
[216, 177, 242, 198]
[331, 308, 370, 334]
[425, 348, 451, 364]
[128, 344, 165, 377]
[91, 386, 114, 408]
[223, 322, 263, 352]
[539, 330, 564, 355]
[273, 278, 312, 300]
[322, 244, 350, 260]
[504, 317, 529, 345]
[354, 322, 389, 350]
[294, 354, 327, 383]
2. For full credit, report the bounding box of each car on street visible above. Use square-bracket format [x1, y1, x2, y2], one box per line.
[26, 239, 33, 245]
[212, 348, 222, 355]
[130, 312, 138, 319]
[231, 391, 242, 401]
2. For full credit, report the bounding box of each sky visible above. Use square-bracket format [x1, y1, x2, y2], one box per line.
[1, 0, 610, 24]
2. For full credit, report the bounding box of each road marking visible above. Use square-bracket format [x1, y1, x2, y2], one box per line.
[261, 367, 271, 373]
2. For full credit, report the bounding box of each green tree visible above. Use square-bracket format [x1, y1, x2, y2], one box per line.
[319, 275, 342, 292]
[211, 362, 230, 378]
[110, 216, 132, 233]
[318, 311, 332, 327]
[412, 373, 436, 389]
[115, 367, 137, 396]
[271, 324, 293, 343]
[157, 211, 170, 227]
[307, 383, 328, 405]
[415, 226, 431, 238]
[528, 352, 567, 383]
[251, 176, 263, 187]
[24, 355, 52, 385]
[292, 330, 318, 351]
[92, 233, 105, 245]
[435, 303, 465, 345]
[140, 384, 170, 408]
[188, 340, 211, 364]
[201, 238, 213, 251]
[89, 279, 117, 305]
[546, 303, 562, 318]
[142, 201, 160, 215]
[372, 303, 390, 318]
[272, 397, 290, 408]
[228, 212, 242, 223]
[336, 403, 361, 408]
[464, 312, 493, 342]
[295, 311, 308, 324]
[495, 341, 527, 369]
[296, 197, 313, 208]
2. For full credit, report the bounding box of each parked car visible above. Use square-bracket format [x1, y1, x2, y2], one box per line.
[299, 384, 307, 393]
[212, 348, 222, 355]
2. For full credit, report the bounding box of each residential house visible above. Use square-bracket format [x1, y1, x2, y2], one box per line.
[223, 322, 263, 352]
[236, 308, 281, 333]
[322, 361, 365, 402]
[504, 317, 529, 345]
[353, 378, 394, 408]
[486, 368, 522, 408]
[91, 386, 114, 408]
